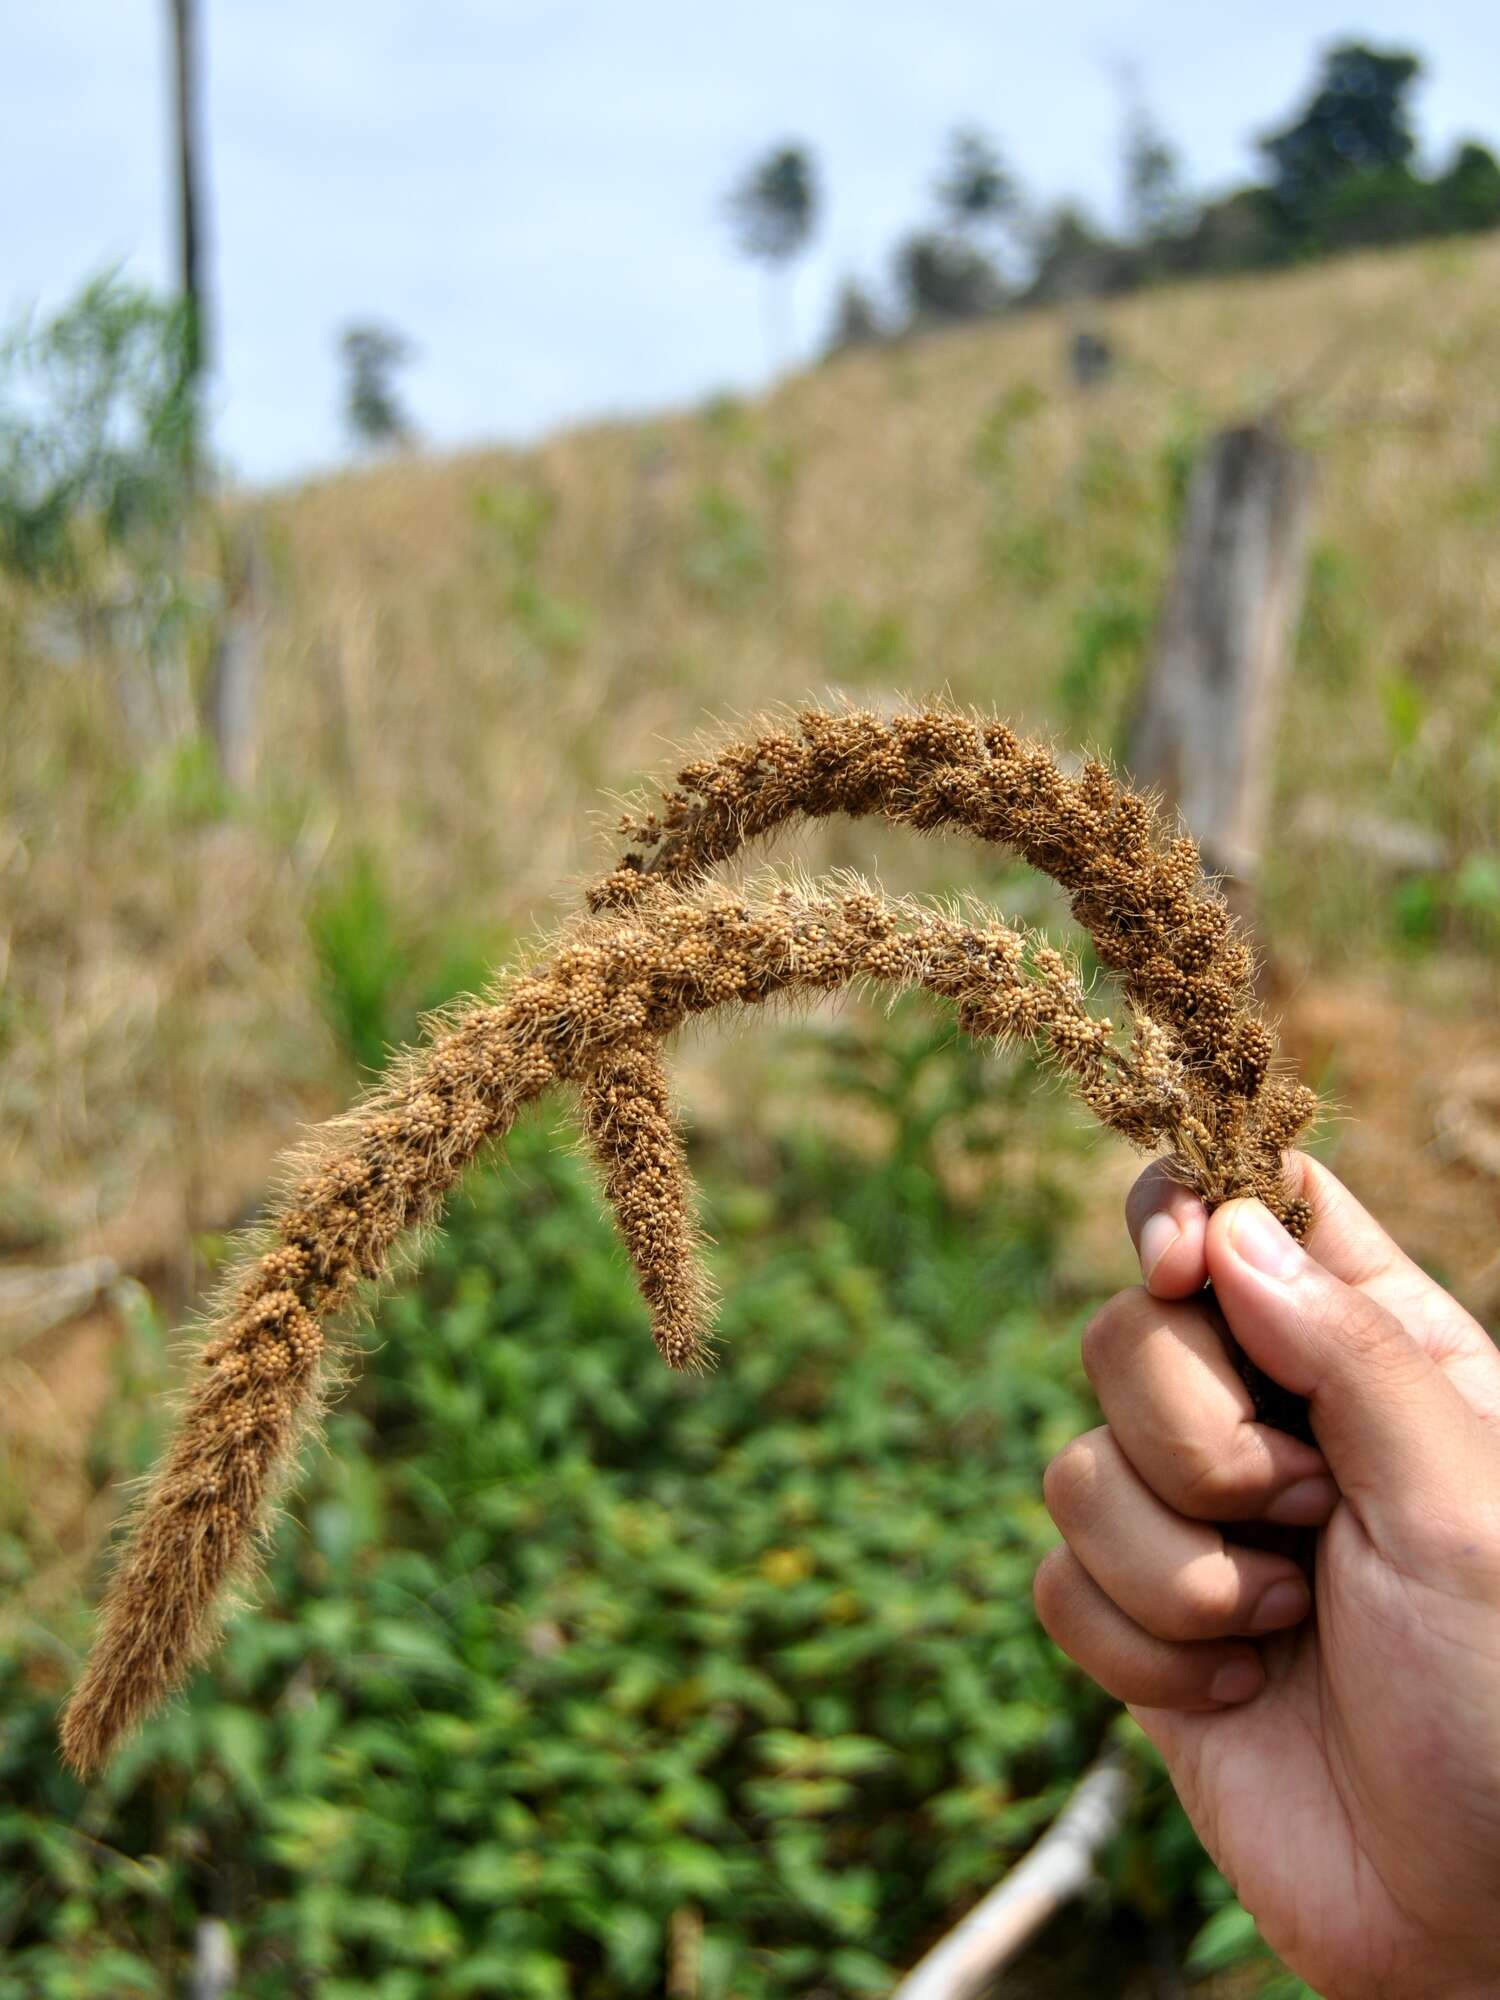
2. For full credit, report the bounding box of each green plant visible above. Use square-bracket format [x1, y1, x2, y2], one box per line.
[471, 481, 593, 664]
[0, 273, 196, 591]
[1057, 579, 1153, 736]
[307, 848, 505, 1076]
[679, 486, 768, 605]
[1187, 1884, 1317, 1997]
[1156, 401, 1206, 532]
[2, 1108, 1123, 1997]
[1296, 539, 1369, 691]
[472, 481, 556, 571]
[970, 382, 1045, 484]
[817, 598, 911, 679]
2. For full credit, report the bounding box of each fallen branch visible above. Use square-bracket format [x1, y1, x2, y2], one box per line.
[0, 1256, 119, 1356]
[890, 1743, 1134, 2000]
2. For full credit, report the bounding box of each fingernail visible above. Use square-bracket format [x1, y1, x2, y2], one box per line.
[1229, 1203, 1307, 1283]
[1139, 1211, 1180, 1286]
[1211, 1658, 1265, 1705]
[1265, 1474, 1338, 1526]
[1249, 1576, 1311, 1635]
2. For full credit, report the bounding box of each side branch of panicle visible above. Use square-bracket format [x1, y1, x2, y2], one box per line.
[578, 1037, 715, 1371]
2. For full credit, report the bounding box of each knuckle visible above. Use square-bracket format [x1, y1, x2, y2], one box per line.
[1078, 1308, 1113, 1384]
[1157, 1557, 1240, 1640]
[1042, 1431, 1108, 1529]
[1300, 1270, 1399, 1355]
[1080, 1291, 1149, 1383]
[1031, 1546, 1074, 1633]
[1292, 1279, 1417, 1393]
[1332, 1283, 1400, 1353]
[1169, 1441, 1248, 1518]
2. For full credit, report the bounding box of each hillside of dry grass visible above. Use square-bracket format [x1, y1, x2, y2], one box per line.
[4, 232, 1500, 1324]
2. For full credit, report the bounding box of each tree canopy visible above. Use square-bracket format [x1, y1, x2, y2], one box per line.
[726, 145, 820, 267]
[1259, 42, 1422, 219]
[934, 127, 1015, 234]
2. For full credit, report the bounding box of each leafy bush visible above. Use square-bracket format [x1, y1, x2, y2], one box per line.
[1056, 579, 1153, 740]
[0, 273, 196, 590]
[679, 486, 768, 606]
[471, 480, 593, 666]
[307, 847, 507, 1076]
[892, 231, 1006, 325]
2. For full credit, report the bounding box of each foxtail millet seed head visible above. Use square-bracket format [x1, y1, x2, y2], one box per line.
[60, 705, 1316, 1776]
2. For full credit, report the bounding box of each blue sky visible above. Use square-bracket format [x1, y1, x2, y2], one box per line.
[8, 2, 1498, 484]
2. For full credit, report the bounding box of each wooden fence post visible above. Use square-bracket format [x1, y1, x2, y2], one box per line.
[204, 525, 264, 789]
[1128, 423, 1314, 902]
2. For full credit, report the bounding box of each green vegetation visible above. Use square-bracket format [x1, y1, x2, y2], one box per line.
[0, 274, 196, 590]
[0, 1019, 1301, 1993]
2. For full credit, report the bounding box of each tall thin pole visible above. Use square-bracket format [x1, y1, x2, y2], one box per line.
[169, 0, 207, 385]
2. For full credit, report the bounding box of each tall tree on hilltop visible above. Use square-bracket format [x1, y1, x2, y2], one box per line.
[725, 142, 820, 371]
[934, 126, 1016, 242]
[825, 278, 884, 354]
[339, 324, 415, 450]
[1259, 42, 1422, 221]
[1114, 69, 1184, 249]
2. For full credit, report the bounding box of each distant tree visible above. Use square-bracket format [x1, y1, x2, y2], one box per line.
[339, 323, 414, 450]
[1170, 187, 1285, 277]
[0, 273, 205, 742]
[724, 143, 820, 367]
[1259, 42, 1422, 222]
[934, 126, 1016, 238]
[0, 275, 197, 589]
[1122, 101, 1184, 247]
[1024, 206, 1134, 305]
[1309, 165, 1439, 250]
[726, 142, 819, 263]
[1433, 141, 1500, 234]
[893, 231, 1005, 325]
[825, 279, 885, 354]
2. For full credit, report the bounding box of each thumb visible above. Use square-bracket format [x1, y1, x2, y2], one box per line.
[1207, 1199, 1483, 1533]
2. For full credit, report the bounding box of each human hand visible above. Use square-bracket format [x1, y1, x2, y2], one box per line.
[1034, 1153, 1500, 1999]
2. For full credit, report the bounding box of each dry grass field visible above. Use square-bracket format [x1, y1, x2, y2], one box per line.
[4, 231, 1500, 1563]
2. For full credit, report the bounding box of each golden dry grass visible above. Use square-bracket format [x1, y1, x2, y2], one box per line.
[3, 232, 1499, 1296]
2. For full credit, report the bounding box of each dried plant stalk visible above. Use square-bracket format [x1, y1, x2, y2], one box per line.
[61, 707, 1317, 1777]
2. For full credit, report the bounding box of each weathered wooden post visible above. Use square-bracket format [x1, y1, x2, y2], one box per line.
[1128, 423, 1314, 904]
[204, 527, 264, 789]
